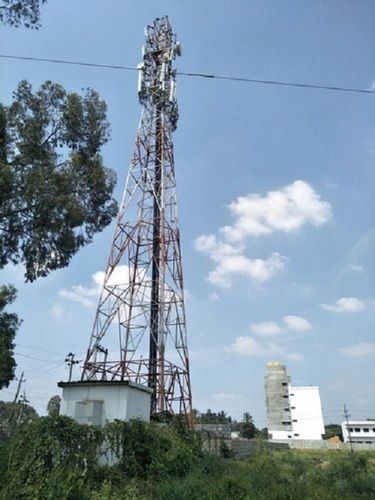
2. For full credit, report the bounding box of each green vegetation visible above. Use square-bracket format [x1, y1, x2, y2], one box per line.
[0, 81, 117, 282]
[0, 416, 374, 499]
[0, 285, 21, 389]
[0, 0, 46, 29]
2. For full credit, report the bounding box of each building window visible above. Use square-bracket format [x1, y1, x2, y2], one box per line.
[282, 382, 288, 386]
[282, 395, 289, 398]
[292, 419, 297, 423]
[289, 393, 294, 396]
[349, 428, 353, 432]
[287, 435, 292, 438]
[364, 428, 369, 432]
[284, 408, 290, 411]
[291, 406, 296, 410]
[282, 421, 291, 425]
[354, 428, 360, 432]
[294, 433, 299, 437]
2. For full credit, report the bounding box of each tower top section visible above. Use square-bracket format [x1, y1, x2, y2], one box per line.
[137, 16, 181, 130]
[266, 361, 286, 370]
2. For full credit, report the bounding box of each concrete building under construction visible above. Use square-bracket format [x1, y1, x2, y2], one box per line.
[265, 362, 325, 440]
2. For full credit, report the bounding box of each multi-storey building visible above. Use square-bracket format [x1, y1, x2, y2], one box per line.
[265, 362, 325, 440]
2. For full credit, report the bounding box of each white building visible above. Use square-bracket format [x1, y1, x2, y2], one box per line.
[265, 362, 325, 441]
[58, 380, 152, 426]
[341, 421, 375, 444]
[289, 386, 325, 440]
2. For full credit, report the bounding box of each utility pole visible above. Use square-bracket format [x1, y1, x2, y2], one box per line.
[344, 404, 353, 453]
[17, 391, 29, 425]
[13, 371, 26, 403]
[65, 352, 79, 382]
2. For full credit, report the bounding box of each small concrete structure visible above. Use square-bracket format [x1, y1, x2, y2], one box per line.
[342, 420, 375, 444]
[58, 380, 152, 426]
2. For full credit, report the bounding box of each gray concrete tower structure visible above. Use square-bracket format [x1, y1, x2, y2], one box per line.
[265, 361, 292, 439]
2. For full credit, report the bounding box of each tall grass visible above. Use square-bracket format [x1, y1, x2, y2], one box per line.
[0, 417, 374, 499]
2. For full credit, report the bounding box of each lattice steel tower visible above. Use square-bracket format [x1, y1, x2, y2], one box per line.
[82, 17, 192, 418]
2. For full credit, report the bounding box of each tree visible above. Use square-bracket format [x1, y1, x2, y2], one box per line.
[0, 80, 118, 281]
[0, 0, 46, 28]
[0, 285, 21, 389]
[256, 427, 269, 440]
[240, 412, 257, 439]
[47, 395, 61, 417]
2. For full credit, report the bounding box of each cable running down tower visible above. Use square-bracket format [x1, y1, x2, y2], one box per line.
[82, 17, 192, 418]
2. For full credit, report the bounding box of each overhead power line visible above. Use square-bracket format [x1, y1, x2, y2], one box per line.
[1, 53, 374, 96]
[16, 342, 64, 357]
[14, 351, 58, 363]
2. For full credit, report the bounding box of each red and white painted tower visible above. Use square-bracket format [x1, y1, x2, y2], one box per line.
[81, 17, 192, 418]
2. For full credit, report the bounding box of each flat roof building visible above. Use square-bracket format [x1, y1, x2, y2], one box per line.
[341, 421, 375, 444]
[265, 362, 325, 441]
[58, 380, 153, 426]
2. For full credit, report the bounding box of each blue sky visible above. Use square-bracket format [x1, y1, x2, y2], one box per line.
[1, 0, 374, 425]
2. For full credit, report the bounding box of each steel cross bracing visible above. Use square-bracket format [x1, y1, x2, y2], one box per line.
[82, 17, 192, 418]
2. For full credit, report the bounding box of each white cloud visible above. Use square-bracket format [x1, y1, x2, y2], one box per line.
[207, 252, 286, 287]
[221, 180, 332, 242]
[339, 342, 375, 357]
[227, 336, 282, 357]
[285, 352, 304, 361]
[195, 234, 286, 287]
[347, 264, 363, 273]
[322, 297, 365, 313]
[208, 292, 220, 302]
[195, 180, 331, 288]
[211, 392, 244, 401]
[50, 304, 64, 319]
[283, 315, 312, 332]
[250, 321, 284, 336]
[250, 315, 312, 337]
[59, 285, 98, 308]
[58, 265, 130, 308]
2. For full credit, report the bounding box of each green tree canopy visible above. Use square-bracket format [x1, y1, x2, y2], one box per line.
[46, 395, 61, 417]
[0, 0, 46, 28]
[0, 285, 21, 389]
[240, 412, 257, 439]
[0, 80, 118, 281]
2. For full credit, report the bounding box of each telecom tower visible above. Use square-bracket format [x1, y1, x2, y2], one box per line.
[81, 17, 192, 418]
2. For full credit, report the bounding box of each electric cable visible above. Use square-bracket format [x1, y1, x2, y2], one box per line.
[1, 53, 374, 95]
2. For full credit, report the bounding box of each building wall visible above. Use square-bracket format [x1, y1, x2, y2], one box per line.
[271, 439, 375, 450]
[341, 421, 375, 443]
[265, 361, 292, 438]
[60, 383, 151, 425]
[289, 386, 325, 440]
[265, 362, 325, 441]
[194, 424, 231, 439]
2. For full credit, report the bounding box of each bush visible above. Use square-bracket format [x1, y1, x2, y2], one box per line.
[0, 416, 374, 499]
[0, 416, 101, 498]
[103, 419, 203, 479]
